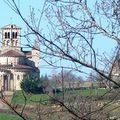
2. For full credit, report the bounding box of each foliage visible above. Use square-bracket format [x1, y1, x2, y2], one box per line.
[41, 74, 49, 88]
[21, 74, 50, 94]
[20, 74, 43, 94]
[0, 113, 23, 120]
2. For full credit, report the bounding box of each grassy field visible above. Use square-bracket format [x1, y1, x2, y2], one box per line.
[4, 89, 113, 120]
[11, 89, 109, 105]
[55, 88, 109, 98]
[11, 90, 49, 105]
[66, 88, 108, 95]
[0, 113, 23, 120]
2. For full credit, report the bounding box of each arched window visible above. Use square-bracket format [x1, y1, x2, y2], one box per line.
[5, 32, 7, 38]
[5, 32, 10, 39]
[8, 32, 10, 38]
[15, 32, 17, 38]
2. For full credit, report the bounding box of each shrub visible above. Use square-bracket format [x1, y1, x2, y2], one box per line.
[21, 74, 44, 94]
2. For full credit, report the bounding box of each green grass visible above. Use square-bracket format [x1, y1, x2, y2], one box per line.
[11, 91, 49, 105]
[56, 88, 109, 97]
[72, 88, 108, 96]
[0, 113, 23, 120]
[11, 89, 109, 105]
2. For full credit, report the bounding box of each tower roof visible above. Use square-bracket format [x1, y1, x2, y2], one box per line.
[1, 24, 21, 29]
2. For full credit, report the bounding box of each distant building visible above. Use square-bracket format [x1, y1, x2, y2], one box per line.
[0, 24, 40, 91]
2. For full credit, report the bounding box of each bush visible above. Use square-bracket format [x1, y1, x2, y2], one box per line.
[21, 74, 44, 94]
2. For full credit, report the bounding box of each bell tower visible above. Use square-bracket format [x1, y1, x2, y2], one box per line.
[31, 40, 40, 68]
[1, 24, 21, 51]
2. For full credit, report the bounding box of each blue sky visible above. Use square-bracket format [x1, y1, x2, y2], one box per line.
[0, 0, 46, 31]
[0, 0, 117, 77]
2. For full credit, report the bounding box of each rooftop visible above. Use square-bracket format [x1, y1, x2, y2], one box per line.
[0, 50, 25, 57]
[1, 24, 21, 29]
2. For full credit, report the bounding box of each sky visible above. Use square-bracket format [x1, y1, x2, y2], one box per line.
[0, 0, 46, 32]
[0, 0, 117, 78]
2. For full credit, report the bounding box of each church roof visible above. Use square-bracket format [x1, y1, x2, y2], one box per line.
[0, 68, 11, 73]
[1, 24, 21, 29]
[0, 50, 25, 57]
[0, 64, 37, 70]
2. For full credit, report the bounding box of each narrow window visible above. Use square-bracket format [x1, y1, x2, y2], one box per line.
[8, 32, 10, 38]
[5, 32, 7, 38]
[12, 32, 15, 38]
[15, 32, 17, 38]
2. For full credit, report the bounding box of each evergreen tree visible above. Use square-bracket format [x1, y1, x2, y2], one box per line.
[21, 74, 50, 94]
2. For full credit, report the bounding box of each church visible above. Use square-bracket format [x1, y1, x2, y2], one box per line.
[0, 24, 40, 91]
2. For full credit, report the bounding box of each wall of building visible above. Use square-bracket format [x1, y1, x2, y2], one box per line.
[0, 24, 40, 91]
[0, 56, 25, 65]
[0, 70, 28, 91]
[31, 49, 40, 67]
[14, 71, 27, 90]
